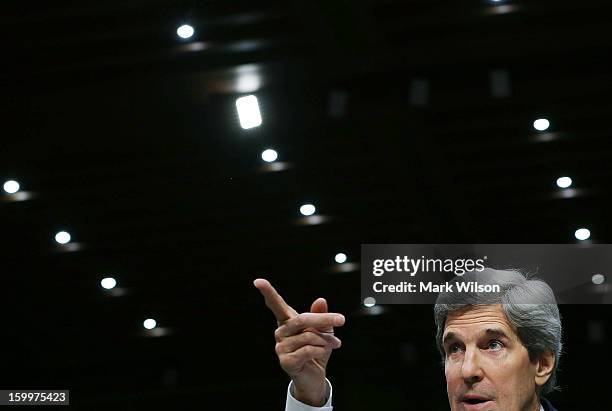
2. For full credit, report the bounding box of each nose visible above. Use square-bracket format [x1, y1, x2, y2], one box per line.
[461, 348, 484, 384]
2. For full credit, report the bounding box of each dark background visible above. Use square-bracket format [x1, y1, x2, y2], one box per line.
[1, 0, 611, 409]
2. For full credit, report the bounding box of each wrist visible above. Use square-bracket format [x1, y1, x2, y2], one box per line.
[293, 380, 327, 406]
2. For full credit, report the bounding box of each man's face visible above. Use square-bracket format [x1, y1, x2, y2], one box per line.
[442, 305, 540, 411]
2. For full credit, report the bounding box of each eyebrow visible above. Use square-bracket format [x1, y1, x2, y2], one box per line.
[483, 328, 510, 340]
[442, 328, 510, 345]
[442, 332, 457, 345]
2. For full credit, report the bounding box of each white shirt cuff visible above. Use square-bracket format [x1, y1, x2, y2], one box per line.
[285, 379, 333, 411]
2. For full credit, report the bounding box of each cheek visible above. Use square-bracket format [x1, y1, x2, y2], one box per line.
[445, 371, 456, 408]
[513, 361, 538, 393]
[444, 362, 460, 390]
[487, 355, 535, 399]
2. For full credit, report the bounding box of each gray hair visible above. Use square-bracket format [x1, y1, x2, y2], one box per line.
[433, 268, 562, 394]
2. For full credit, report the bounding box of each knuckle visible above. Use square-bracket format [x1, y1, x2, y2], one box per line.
[274, 328, 283, 342]
[293, 315, 305, 329]
[300, 332, 321, 347]
[300, 330, 314, 341]
[274, 343, 283, 355]
[280, 355, 297, 371]
[314, 334, 327, 346]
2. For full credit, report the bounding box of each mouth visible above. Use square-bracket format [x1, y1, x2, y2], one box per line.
[460, 395, 494, 410]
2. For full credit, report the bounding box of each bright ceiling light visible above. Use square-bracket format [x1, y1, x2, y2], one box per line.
[575, 228, 591, 241]
[143, 318, 157, 330]
[55, 231, 71, 244]
[300, 204, 316, 216]
[363, 297, 376, 307]
[335, 253, 347, 264]
[533, 118, 550, 131]
[261, 149, 278, 162]
[101, 277, 117, 290]
[176, 24, 194, 39]
[556, 177, 572, 189]
[236, 95, 262, 129]
[3, 180, 20, 194]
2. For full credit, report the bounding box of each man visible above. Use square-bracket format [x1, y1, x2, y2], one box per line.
[254, 269, 562, 411]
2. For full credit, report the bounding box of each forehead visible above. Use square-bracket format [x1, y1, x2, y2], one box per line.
[443, 304, 517, 339]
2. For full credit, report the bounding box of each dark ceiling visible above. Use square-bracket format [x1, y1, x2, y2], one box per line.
[1, 0, 611, 410]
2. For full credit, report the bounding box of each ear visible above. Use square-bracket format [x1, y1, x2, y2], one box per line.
[534, 350, 556, 389]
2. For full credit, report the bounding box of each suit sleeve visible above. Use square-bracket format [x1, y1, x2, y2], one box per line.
[285, 379, 333, 411]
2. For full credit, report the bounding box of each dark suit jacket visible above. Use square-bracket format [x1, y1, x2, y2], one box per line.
[542, 398, 558, 411]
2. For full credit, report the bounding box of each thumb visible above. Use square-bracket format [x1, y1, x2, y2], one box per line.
[309, 298, 337, 334]
[310, 297, 328, 314]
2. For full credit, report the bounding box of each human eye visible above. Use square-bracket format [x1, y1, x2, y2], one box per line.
[447, 343, 463, 355]
[487, 340, 504, 351]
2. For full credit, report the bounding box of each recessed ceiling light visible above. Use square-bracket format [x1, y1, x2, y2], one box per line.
[299, 204, 316, 216]
[3, 180, 20, 194]
[236, 95, 262, 129]
[556, 177, 572, 189]
[176, 24, 194, 39]
[533, 118, 550, 131]
[261, 149, 278, 162]
[143, 318, 157, 330]
[575, 228, 591, 241]
[101, 277, 117, 290]
[335, 253, 347, 263]
[55, 231, 71, 244]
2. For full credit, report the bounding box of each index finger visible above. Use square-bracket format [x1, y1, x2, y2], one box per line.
[253, 278, 298, 323]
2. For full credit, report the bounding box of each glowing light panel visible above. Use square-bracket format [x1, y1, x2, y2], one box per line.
[236, 95, 262, 129]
